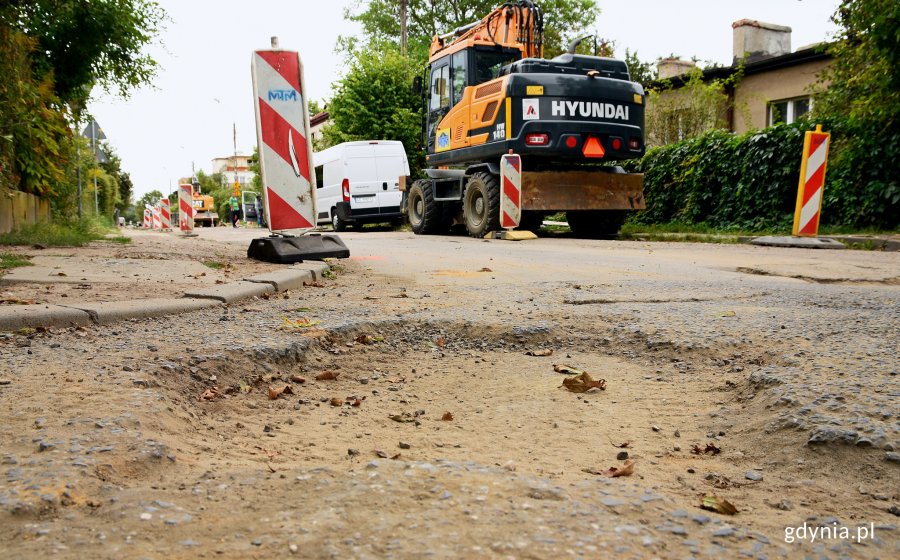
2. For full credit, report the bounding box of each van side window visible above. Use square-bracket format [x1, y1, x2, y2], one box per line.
[315, 164, 324, 188]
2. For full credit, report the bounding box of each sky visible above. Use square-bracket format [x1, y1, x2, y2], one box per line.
[88, 0, 840, 201]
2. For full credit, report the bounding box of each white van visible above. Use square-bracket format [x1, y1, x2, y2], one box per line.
[313, 141, 410, 231]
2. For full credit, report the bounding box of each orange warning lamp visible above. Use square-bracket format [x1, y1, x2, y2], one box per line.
[582, 136, 605, 158]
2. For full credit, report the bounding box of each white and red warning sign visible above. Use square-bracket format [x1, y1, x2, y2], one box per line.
[251, 48, 316, 235]
[151, 204, 161, 230]
[178, 184, 194, 233]
[792, 125, 831, 236]
[143, 207, 151, 229]
[159, 197, 172, 230]
[500, 153, 522, 229]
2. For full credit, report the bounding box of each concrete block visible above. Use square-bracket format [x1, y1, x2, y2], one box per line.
[64, 298, 222, 325]
[291, 262, 331, 282]
[750, 236, 845, 249]
[0, 304, 92, 331]
[244, 268, 315, 292]
[183, 281, 274, 304]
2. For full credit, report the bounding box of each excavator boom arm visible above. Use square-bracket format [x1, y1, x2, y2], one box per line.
[429, 1, 543, 61]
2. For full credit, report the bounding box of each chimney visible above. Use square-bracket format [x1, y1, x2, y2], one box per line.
[732, 20, 791, 63]
[657, 58, 696, 80]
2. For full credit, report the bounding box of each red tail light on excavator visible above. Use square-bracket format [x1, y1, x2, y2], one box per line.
[342, 179, 350, 202]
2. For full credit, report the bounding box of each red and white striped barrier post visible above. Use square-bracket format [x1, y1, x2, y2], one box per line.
[159, 197, 172, 231]
[151, 204, 161, 230]
[792, 125, 831, 237]
[143, 207, 151, 229]
[500, 153, 522, 229]
[251, 41, 317, 235]
[178, 184, 196, 236]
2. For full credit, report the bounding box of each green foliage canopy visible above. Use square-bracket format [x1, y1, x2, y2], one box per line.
[346, 0, 599, 62]
[321, 47, 424, 174]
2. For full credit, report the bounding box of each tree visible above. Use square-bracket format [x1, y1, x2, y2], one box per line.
[99, 145, 133, 212]
[624, 49, 655, 87]
[2, 0, 165, 109]
[135, 189, 163, 211]
[812, 0, 900, 227]
[346, 0, 599, 63]
[644, 68, 736, 147]
[321, 47, 424, 174]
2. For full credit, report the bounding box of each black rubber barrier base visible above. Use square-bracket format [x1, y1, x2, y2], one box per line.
[247, 234, 350, 263]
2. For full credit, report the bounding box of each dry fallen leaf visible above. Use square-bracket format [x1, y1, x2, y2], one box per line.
[553, 364, 585, 375]
[691, 443, 721, 455]
[441, 412, 454, 421]
[290, 375, 306, 384]
[583, 459, 634, 477]
[330, 397, 344, 407]
[561, 371, 607, 393]
[199, 387, 224, 401]
[434, 337, 446, 348]
[267, 385, 294, 400]
[303, 281, 326, 288]
[611, 441, 633, 449]
[526, 349, 554, 357]
[479, 267, 493, 272]
[315, 371, 339, 381]
[700, 494, 738, 515]
[351, 398, 362, 407]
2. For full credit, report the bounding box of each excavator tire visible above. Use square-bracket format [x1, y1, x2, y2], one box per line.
[408, 180, 446, 235]
[463, 172, 500, 238]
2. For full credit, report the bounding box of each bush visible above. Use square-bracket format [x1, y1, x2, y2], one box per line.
[633, 118, 897, 231]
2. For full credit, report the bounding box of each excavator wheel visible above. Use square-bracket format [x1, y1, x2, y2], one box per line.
[408, 180, 446, 235]
[463, 172, 501, 238]
[566, 210, 628, 238]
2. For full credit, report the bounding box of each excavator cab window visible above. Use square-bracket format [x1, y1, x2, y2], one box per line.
[451, 51, 467, 105]
[473, 47, 520, 84]
[426, 57, 451, 153]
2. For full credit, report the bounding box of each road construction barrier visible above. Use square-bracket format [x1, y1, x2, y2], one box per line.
[251, 43, 317, 235]
[159, 198, 172, 230]
[500, 153, 522, 229]
[143, 207, 151, 229]
[178, 184, 195, 234]
[792, 125, 831, 236]
[151, 204, 161, 230]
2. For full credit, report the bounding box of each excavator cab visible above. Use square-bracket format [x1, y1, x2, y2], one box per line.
[425, 47, 520, 154]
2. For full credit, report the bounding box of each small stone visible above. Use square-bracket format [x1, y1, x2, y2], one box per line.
[687, 468, 695, 474]
[745, 470, 763, 482]
[263, 425, 273, 433]
[289, 543, 299, 553]
[885, 452, 900, 464]
[347, 448, 360, 457]
[148, 345, 158, 352]
[774, 499, 793, 511]
[139, 513, 152, 521]
[399, 442, 411, 450]
[673, 429, 680, 438]
[712, 527, 734, 538]
[651, 425, 660, 432]
[616, 451, 629, 461]
[251, 539, 262, 546]
[887, 505, 900, 517]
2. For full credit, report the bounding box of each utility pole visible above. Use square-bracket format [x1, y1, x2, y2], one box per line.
[400, 0, 408, 56]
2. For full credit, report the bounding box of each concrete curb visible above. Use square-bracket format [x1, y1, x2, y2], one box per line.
[183, 281, 275, 304]
[61, 298, 222, 326]
[244, 262, 329, 291]
[0, 304, 92, 331]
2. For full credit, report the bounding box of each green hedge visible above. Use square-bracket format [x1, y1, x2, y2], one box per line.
[633, 119, 899, 231]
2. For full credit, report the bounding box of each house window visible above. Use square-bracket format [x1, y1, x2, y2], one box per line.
[768, 97, 812, 126]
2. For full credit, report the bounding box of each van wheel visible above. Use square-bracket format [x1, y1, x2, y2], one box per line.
[463, 172, 500, 238]
[566, 210, 628, 238]
[331, 209, 348, 232]
[408, 180, 445, 234]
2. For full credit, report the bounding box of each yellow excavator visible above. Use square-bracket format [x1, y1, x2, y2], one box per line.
[406, 0, 646, 237]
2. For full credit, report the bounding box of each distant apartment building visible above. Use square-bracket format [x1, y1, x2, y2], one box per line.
[650, 19, 832, 141]
[212, 154, 255, 189]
